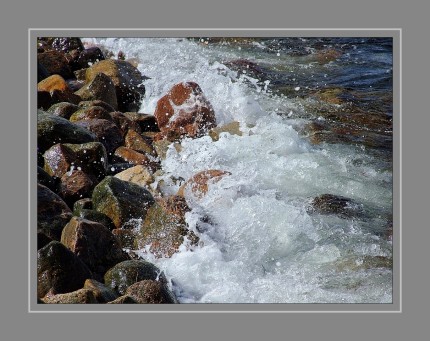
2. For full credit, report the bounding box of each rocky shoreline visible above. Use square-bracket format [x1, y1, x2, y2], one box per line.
[36, 37, 392, 304]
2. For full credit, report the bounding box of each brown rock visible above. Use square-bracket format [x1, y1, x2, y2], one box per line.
[37, 75, 81, 105]
[43, 144, 77, 177]
[46, 102, 79, 119]
[109, 111, 142, 137]
[112, 228, 136, 249]
[125, 129, 155, 155]
[73, 46, 105, 70]
[69, 105, 113, 122]
[209, 121, 242, 141]
[125, 280, 177, 304]
[42, 289, 98, 304]
[315, 49, 343, 64]
[59, 170, 96, 206]
[83, 279, 119, 303]
[78, 100, 116, 113]
[37, 50, 74, 79]
[51, 37, 84, 53]
[75, 73, 118, 110]
[61, 217, 128, 275]
[114, 165, 154, 188]
[107, 295, 137, 304]
[123, 112, 159, 132]
[154, 82, 216, 141]
[113, 147, 158, 171]
[177, 170, 231, 198]
[85, 59, 145, 111]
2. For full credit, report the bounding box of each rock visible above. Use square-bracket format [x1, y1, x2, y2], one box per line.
[37, 241, 92, 298]
[177, 170, 231, 198]
[83, 279, 119, 303]
[73, 198, 92, 212]
[59, 170, 96, 206]
[66, 79, 85, 92]
[37, 91, 53, 110]
[107, 295, 137, 304]
[135, 197, 197, 258]
[123, 112, 159, 132]
[75, 73, 118, 110]
[334, 255, 393, 272]
[109, 111, 142, 137]
[46, 102, 79, 119]
[209, 121, 242, 141]
[38, 62, 50, 82]
[315, 49, 342, 64]
[106, 163, 134, 175]
[112, 229, 136, 249]
[223, 59, 265, 79]
[37, 184, 73, 240]
[37, 112, 96, 154]
[92, 176, 155, 228]
[85, 59, 145, 111]
[42, 289, 97, 304]
[125, 280, 177, 304]
[154, 82, 216, 141]
[37, 166, 59, 192]
[78, 99, 116, 113]
[308, 194, 364, 219]
[37, 50, 74, 79]
[73, 47, 105, 70]
[51, 37, 84, 53]
[69, 105, 113, 122]
[114, 165, 154, 188]
[37, 75, 81, 105]
[37, 232, 53, 250]
[74, 209, 116, 232]
[75, 68, 87, 81]
[75, 119, 124, 158]
[43, 142, 107, 181]
[124, 129, 155, 155]
[104, 259, 166, 295]
[113, 147, 158, 171]
[61, 217, 128, 275]
[152, 140, 173, 160]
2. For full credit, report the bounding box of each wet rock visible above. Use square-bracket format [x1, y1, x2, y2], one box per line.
[113, 147, 158, 171]
[72, 47, 105, 70]
[334, 255, 393, 272]
[37, 232, 53, 250]
[223, 59, 265, 79]
[209, 121, 242, 141]
[37, 50, 74, 79]
[177, 170, 231, 198]
[85, 59, 145, 111]
[152, 140, 173, 160]
[69, 105, 113, 122]
[78, 100, 116, 113]
[73, 198, 92, 212]
[37, 112, 96, 154]
[38, 62, 50, 82]
[106, 163, 134, 175]
[308, 194, 364, 219]
[107, 295, 137, 304]
[37, 241, 92, 298]
[46, 102, 79, 120]
[37, 75, 81, 105]
[154, 82, 216, 141]
[92, 176, 155, 228]
[125, 280, 178, 304]
[42, 289, 98, 304]
[61, 217, 128, 275]
[51, 37, 84, 53]
[37, 184, 73, 240]
[43, 142, 107, 180]
[109, 111, 142, 137]
[74, 209, 116, 232]
[112, 229, 136, 249]
[83, 279, 119, 303]
[37, 166, 59, 192]
[123, 112, 159, 132]
[75, 119, 123, 158]
[104, 259, 166, 295]
[135, 197, 197, 258]
[59, 170, 96, 206]
[114, 165, 154, 188]
[75, 73, 118, 110]
[315, 49, 342, 64]
[124, 129, 155, 155]
[37, 91, 53, 110]
[66, 79, 85, 92]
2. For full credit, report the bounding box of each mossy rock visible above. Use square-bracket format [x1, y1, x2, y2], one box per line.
[69, 105, 113, 122]
[46, 102, 79, 119]
[104, 260, 166, 295]
[92, 176, 155, 228]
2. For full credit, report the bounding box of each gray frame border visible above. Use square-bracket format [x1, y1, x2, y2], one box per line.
[30, 28, 401, 313]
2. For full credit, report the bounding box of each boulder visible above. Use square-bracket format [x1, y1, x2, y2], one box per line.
[112, 229, 136, 249]
[59, 170, 97, 206]
[37, 75, 81, 105]
[46, 102, 79, 119]
[73, 209, 116, 232]
[37, 232, 53, 250]
[37, 184, 73, 240]
[42, 289, 97, 304]
[123, 112, 159, 132]
[51, 37, 84, 53]
[37, 112, 96, 154]
[113, 147, 158, 171]
[83, 279, 119, 303]
[114, 165, 154, 188]
[72, 46, 105, 70]
[85, 59, 145, 111]
[61, 217, 128, 275]
[154, 82, 216, 141]
[92, 176, 155, 228]
[75, 119, 123, 158]
[73, 198, 93, 212]
[125, 280, 177, 304]
[37, 50, 74, 79]
[78, 100, 116, 113]
[75, 73, 118, 110]
[124, 129, 155, 155]
[307, 194, 364, 219]
[37, 241, 92, 298]
[209, 121, 242, 141]
[106, 163, 134, 175]
[109, 111, 142, 137]
[38, 61, 50, 82]
[104, 259, 166, 295]
[69, 105, 113, 122]
[177, 170, 231, 198]
[37, 166, 59, 192]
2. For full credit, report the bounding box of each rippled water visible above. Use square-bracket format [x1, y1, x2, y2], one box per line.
[83, 37, 393, 303]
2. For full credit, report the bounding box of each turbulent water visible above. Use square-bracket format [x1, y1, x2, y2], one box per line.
[83, 37, 393, 303]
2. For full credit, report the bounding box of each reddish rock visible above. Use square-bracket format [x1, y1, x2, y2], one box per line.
[37, 50, 74, 79]
[69, 105, 113, 122]
[124, 129, 155, 155]
[154, 82, 216, 141]
[61, 217, 128, 275]
[59, 170, 96, 206]
[109, 111, 142, 137]
[177, 170, 231, 198]
[37, 75, 81, 105]
[125, 280, 177, 304]
[113, 147, 158, 171]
